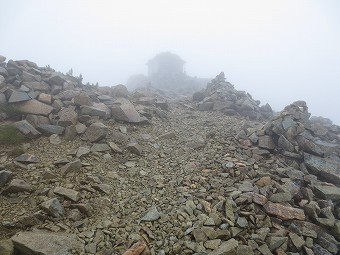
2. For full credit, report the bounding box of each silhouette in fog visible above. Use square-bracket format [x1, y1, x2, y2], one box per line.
[147, 52, 185, 77]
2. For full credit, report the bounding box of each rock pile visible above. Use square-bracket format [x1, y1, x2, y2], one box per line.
[192, 72, 273, 120]
[0, 55, 340, 255]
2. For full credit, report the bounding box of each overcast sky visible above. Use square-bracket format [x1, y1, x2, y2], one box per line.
[1, 0, 340, 124]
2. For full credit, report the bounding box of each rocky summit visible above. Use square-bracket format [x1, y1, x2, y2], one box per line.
[0, 56, 339, 255]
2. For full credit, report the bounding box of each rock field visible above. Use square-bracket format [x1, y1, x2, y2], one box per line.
[0, 55, 339, 255]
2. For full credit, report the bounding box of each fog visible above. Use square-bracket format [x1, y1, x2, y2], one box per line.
[1, 0, 340, 124]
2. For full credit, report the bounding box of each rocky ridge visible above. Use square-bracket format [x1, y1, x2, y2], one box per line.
[0, 55, 339, 255]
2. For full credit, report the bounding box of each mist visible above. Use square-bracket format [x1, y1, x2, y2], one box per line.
[1, 0, 339, 124]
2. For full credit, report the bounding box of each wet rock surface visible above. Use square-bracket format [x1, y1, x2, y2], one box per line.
[0, 58, 339, 255]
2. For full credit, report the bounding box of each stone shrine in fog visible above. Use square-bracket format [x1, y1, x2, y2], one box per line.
[146, 52, 185, 77]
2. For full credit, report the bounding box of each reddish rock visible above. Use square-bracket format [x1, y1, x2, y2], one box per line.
[258, 135, 275, 150]
[252, 193, 268, 205]
[263, 201, 305, 220]
[37, 93, 52, 104]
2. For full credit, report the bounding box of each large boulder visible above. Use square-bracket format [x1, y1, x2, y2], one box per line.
[14, 120, 41, 138]
[84, 122, 108, 142]
[57, 107, 77, 127]
[13, 99, 54, 116]
[111, 98, 146, 123]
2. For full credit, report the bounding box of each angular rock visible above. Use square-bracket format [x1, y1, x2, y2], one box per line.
[84, 122, 108, 142]
[8, 91, 31, 103]
[258, 135, 275, 150]
[210, 238, 239, 255]
[2, 179, 32, 194]
[304, 153, 340, 185]
[80, 105, 106, 117]
[74, 92, 93, 106]
[126, 142, 143, 155]
[58, 107, 78, 127]
[263, 201, 305, 220]
[49, 134, 61, 145]
[11, 231, 83, 255]
[60, 159, 82, 176]
[14, 99, 54, 116]
[14, 120, 41, 138]
[108, 141, 123, 153]
[26, 114, 50, 127]
[23, 81, 50, 92]
[111, 98, 145, 123]
[140, 206, 161, 222]
[76, 146, 90, 158]
[0, 170, 14, 188]
[40, 198, 64, 217]
[75, 122, 86, 134]
[14, 153, 39, 163]
[90, 143, 111, 152]
[37, 93, 52, 104]
[112, 84, 128, 98]
[312, 185, 340, 200]
[54, 187, 81, 202]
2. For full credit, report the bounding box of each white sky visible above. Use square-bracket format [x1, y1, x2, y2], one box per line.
[1, 0, 340, 124]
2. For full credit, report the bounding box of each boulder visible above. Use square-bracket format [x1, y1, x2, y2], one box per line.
[14, 120, 41, 138]
[37, 93, 52, 104]
[57, 107, 77, 127]
[80, 105, 106, 117]
[111, 98, 145, 123]
[0, 170, 14, 188]
[304, 153, 340, 185]
[112, 84, 129, 98]
[13, 99, 54, 116]
[40, 198, 64, 217]
[8, 91, 31, 103]
[60, 159, 82, 176]
[54, 187, 81, 202]
[37, 124, 65, 135]
[84, 122, 108, 142]
[74, 92, 93, 106]
[2, 179, 32, 194]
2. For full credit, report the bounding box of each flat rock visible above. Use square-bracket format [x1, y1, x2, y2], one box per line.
[304, 153, 340, 185]
[312, 185, 340, 200]
[8, 90, 31, 103]
[84, 122, 108, 142]
[90, 143, 111, 152]
[40, 198, 64, 217]
[14, 120, 41, 138]
[37, 124, 65, 135]
[108, 142, 123, 153]
[14, 153, 39, 163]
[258, 135, 275, 150]
[11, 231, 83, 255]
[263, 201, 305, 220]
[37, 93, 52, 104]
[13, 99, 54, 116]
[76, 146, 90, 158]
[74, 92, 93, 106]
[54, 186, 81, 202]
[80, 105, 106, 117]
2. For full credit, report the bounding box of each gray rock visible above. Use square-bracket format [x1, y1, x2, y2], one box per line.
[37, 124, 65, 135]
[14, 153, 39, 163]
[111, 98, 145, 123]
[0, 170, 14, 188]
[84, 122, 108, 142]
[14, 120, 41, 138]
[2, 179, 32, 194]
[258, 135, 275, 150]
[23, 81, 50, 92]
[257, 244, 272, 255]
[140, 206, 161, 222]
[0, 67, 8, 77]
[13, 99, 54, 116]
[126, 142, 143, 155]
[112, 84, 128, 98]
[313, 244, 333, 255]
[60, 159, 82, 176]
[80, 105, 106, 117]
[48, 72, 66, 86]
[54, 187, 81, 202]
[193, 229, 208, 242]
[8, 91, 31, 103]
[269, 192, 293, 203]
[0, 55, 6, 63]
[313, 185, 340, 200]
[90, 143, 111, 152]
[75, 123, 86, 134]
[74, 92, 93, 106]
[76, 146, 90, 158]
[11, 231, 83, 255]
[304, 153, 340, 185]
[289, 232, 305, 250]
[26, 114, 50, 127]
[210, 238, 238, 255]
[58, 107, 78, 127]
[108, 142, 123, 153]
[49, 134, 61, 145]
[40, 198, 64, 217]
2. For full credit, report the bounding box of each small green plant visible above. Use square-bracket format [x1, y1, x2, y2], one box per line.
[0, 124, 27, 145]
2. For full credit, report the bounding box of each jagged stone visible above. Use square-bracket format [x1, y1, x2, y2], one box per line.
[40, 198, 64, 217]
[0, 170, 14, 188]
[74, 92, 93, 106]
[210, 238, 239, 255]
[312, 185, 340, 200]
[26, 114, 50, 127]
[90, 143, 110, 152]
[80, 105, 107, 117]
[111, 98, 145, 123]
[14, 153, 39, 163]
[37, 93, 52, 104]
[126, 142, 143, 155]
